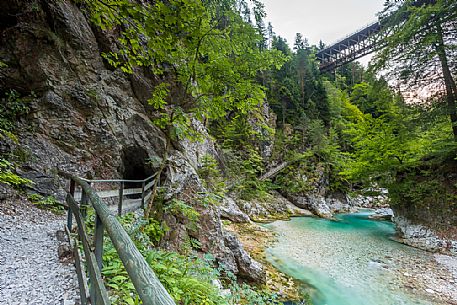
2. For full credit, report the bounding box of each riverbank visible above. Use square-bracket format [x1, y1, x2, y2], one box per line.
[397, 252, 457, 304]
[264, 212, 457, 305]
[223, 221, 305, 302]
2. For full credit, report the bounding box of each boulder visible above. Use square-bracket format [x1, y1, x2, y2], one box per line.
[326, 193, 357, 214]
[286, 194, 333, 219]
[237, 199, 270, 220]
[235, 191, 312, 221]
[394, 216, 457, 255]
[369, 208, 394, 221]
[223, 231, 266, 283]
[348, 189, 390, 208]
[220, 197, 250, 223]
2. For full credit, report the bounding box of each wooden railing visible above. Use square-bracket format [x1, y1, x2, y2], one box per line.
[61, 172, 175, 305]
[72, 174, 157, 216]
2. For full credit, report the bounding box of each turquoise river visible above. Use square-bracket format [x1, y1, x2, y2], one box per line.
[265, 211, 450, 305]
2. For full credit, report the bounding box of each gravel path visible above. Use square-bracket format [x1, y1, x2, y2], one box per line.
[0, 189, 80, 305]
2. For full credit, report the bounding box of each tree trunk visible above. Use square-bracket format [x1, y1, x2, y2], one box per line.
[435, 23, 457, 141]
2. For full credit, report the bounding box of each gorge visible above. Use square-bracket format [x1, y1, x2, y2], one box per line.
[0, 0, 456, 304]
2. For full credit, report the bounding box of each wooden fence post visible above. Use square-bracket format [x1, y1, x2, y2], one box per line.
[118, 182, 124, 216]
[67, 179, 76, 229]
[81, 189, 88, 220]
[141, 181, 146, 208]
[93, 214, 104, 304]
[94, 214, 104, 270]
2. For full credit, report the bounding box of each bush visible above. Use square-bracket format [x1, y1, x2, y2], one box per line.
[99, 212, 285, 305]
[0, 90, 31, 131]
[0, 158, 31, 187]
[28, 194, 64, 214]
[198, 154, 226, 198]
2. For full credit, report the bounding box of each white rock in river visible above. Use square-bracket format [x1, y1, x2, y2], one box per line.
[369, 208, 394, 221]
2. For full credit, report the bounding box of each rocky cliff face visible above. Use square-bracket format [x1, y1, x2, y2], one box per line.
[392, 202, 457, 255]
[394, 216, 457, 255]
[277, 164, 386, 219]
[220, 191, 312, 224]
[0, 0, 264, 282]
[390, 158, 457, 255]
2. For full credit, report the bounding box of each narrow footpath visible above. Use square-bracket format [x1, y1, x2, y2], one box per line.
[0, 187, 79, 305]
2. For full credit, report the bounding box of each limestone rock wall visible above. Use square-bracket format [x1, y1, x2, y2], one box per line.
[0, 0, 264, 282]
[394, 216, 457, 255]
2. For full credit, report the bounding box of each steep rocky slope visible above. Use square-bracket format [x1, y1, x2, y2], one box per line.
[0, 0, 264, 282]
[392, 158, 457, 255]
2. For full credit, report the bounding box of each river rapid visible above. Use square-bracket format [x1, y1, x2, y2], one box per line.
[265, 211, 457, 305]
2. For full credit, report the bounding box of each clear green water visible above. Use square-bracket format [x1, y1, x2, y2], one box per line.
[265, 211, 440, 305]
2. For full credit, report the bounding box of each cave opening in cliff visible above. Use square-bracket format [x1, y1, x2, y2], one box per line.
[121, 146, 154, 196]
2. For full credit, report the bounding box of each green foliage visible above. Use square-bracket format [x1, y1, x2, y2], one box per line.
[228, 280, 281, 305]
[101, 213, 221, 305]
[82, 0, 286, 140]
[260, 34, 352, 194]
[266, 35, 327, 127]
[237, 150, 272, 200]
[102, 244, 139, 305]
[28, 194, 64, 214]
[0, 129, 18, 143]
[271, 119, 348, 194]
[163, 198, 200, 230]
[100, 212, 282, 305]
[0, 89, 31, 132]
[198, 155, 225, 191]
[140, 218, 168, 245]
[269, 58, 456, 199]
[373, 0, 457, 139]
[211, 110, 273, 154]
[332, 72, 457, 206]
[223, 147, 274, 201]
[164, 199, 200, 225]
[197, 154, 226, 205]
[148, 83, 170, 110]
[373, 0, 457, 95]
[0, 158, 32, 187]
[145, 251, 224, 305]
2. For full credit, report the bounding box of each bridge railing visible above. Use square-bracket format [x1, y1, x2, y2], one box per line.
[318, 20, 380, 55]
[60, 172, 175, 305]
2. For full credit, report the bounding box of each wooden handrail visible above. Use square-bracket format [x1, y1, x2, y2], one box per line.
[60, 172, 176, 305]
[79, 173, 158, 184]
[70, 173, 158, 216]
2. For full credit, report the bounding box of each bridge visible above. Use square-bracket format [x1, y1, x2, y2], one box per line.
[316, 21, 387, 72]
[316, 0, 436, 72]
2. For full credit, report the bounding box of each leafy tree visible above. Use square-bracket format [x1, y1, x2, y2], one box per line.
[81, 0, 285, 139]
[373, 0, 457, 139]
[338, 74, 457, 195]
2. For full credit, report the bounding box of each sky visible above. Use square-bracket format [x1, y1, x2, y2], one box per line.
[262, 0, 386, 48]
